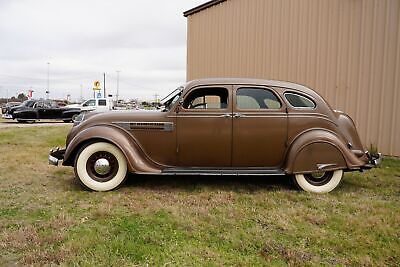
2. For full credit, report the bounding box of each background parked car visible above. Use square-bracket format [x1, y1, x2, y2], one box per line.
[66, 98, 114, 113]
[4, 99, 81, 122]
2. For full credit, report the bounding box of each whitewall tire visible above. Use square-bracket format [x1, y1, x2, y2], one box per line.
[294, 170, 343, 194]
[74, 142, 128, 191]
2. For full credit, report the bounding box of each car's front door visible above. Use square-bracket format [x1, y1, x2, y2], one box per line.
[232, 86, 287, 167]
[177, 86, 232, 167]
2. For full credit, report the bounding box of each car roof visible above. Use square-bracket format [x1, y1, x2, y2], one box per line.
[185, 78, 317, 96]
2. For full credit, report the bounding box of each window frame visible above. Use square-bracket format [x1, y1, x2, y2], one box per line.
[284, 92, 316, 110]
[181, 86, 230, 111]
[234, 86, 284, 111]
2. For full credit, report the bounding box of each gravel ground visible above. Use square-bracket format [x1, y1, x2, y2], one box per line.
[0, 120, 72, 128]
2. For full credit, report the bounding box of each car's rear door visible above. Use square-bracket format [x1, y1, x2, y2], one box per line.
[232, 86, 287, 167]
[177, 85, 232, 167]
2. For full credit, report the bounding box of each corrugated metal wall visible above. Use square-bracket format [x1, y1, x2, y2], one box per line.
[186, 0, 400, 156]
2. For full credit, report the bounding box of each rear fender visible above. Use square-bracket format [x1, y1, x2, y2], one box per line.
[284, 129, 366, 174]
[63, 125, 162, 173]
[61, 110, 80, 118]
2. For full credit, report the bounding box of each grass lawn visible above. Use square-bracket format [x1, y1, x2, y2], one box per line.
[0, 126, 399, 266]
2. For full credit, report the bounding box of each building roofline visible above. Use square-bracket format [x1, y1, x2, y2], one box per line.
[183, 0, 227, 17]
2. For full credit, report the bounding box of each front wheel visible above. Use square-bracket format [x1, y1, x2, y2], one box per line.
[74, 142, 128, 191]
[294, 170, 343, 193]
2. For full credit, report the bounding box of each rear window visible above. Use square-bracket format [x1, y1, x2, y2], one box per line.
[284, 93, 315, 108]
[98, 99, 107, 106]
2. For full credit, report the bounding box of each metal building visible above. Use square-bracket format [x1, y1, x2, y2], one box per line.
[184, 0, 400, 157]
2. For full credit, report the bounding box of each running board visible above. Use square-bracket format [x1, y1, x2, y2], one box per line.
[161, 167, 286, 176]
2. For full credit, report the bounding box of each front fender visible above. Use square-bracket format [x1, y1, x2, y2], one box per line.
[63, 125, 162, 173]
[284, 129, 367, 174]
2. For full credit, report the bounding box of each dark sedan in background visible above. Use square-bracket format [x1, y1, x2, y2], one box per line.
[2, 99, 81, 122]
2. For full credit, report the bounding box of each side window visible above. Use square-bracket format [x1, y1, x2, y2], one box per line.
[183, 87, 228, 110]
[285, 93, 315, 108]
[98, 99, 107, 106]
[236, 87, 281, 109]
[83, 100, 96, 107]
[36, 101, 45, 108]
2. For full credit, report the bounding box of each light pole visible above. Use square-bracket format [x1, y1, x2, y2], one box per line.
[116, 70, 120, 102]
[46, 62, 50, 99]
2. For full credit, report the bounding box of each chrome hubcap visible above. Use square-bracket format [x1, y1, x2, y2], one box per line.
[310, 171, 326, 179]
[94, 158, 111, 175]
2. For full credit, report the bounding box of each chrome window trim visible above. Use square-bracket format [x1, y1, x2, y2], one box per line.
[235, 86, 284, 111]
[284, 92, 316, 110]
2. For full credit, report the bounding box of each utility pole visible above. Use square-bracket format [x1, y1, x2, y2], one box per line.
[116, 70, 120, 102]
[46, 62, 50, 99]
[103, 73, 106, 98]
[154, 93, 160, 103]
[80, 84, 83, 101]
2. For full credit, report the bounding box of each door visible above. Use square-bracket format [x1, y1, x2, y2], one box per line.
[47, 101, 63, 118]
[232, 86, 287, 167]
[36, 101, 52, 119]
[177, 86, 232, 167]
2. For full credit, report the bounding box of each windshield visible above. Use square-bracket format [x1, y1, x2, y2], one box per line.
[161, 86, 183, 111]
[21, 100, 35, 107]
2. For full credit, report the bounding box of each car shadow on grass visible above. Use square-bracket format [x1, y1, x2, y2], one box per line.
[123, 174, 296, 193]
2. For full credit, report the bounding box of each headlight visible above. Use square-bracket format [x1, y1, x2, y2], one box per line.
[73, 113, 85, 126]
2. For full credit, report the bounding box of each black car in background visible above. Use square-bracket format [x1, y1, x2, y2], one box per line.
[2, 99, 81, 122]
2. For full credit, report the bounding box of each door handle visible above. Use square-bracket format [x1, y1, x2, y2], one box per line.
[222, 113, 232, 118]
[233, 113, 243, 118]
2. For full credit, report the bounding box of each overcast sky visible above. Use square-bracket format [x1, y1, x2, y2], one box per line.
[0, 0, 206, 101]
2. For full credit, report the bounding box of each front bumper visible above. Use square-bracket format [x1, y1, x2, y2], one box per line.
[2, 114, 13, 119]
[49, 147, 66, 166]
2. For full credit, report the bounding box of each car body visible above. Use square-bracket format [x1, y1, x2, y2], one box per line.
[3, 99, 81, 122]
[66, 98, 114, 113]
[49, 78, 380, 193]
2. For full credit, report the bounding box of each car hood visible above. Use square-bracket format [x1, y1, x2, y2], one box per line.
[8, 105, 27, 113]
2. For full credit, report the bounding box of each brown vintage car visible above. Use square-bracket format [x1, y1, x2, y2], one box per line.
[49, 78, 380, 193]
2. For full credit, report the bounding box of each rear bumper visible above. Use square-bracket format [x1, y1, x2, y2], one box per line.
[361, 151, 382, 169]
[49, 147, 65, 166]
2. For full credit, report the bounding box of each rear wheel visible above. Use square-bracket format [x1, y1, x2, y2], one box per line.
[294, 170, 343, 193]
[74, 142, 128, 191]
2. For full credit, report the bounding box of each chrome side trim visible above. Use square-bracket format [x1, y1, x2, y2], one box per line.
[317, 163, 337, 170]
[112, 121, 174, 131]
[289, 112, 330, 118]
